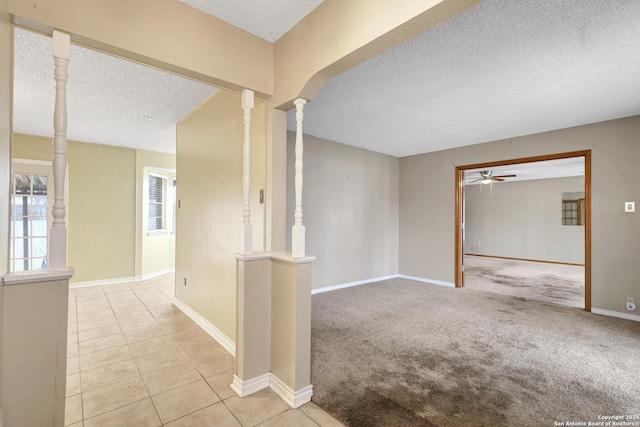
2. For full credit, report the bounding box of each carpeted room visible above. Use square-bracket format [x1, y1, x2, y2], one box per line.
[288, 122, 640, 426]
[283, 1, 640, 425]
[310, 278, 640, 427]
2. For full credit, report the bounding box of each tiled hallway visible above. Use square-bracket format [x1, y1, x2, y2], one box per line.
[66, 274, 343, 426]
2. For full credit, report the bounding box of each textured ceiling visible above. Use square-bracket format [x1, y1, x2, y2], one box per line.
[288, 0, 640, 158]
[464, 157, 585, 185]
[179, 0, 324, 42]
[13, 28, 218, 154]
[13, 1, 640, 159]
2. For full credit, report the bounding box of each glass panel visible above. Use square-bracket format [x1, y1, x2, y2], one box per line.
[12, 260, 24, 273]
[11, 237, 25, 256]
[14, 174, 31, 195]
[30, 257, 47, 271]
[10, 170, 50, 272]
[31, 237, 47, 257]
[31, 195, 48, 218]
[33, 175, 47, 195]
[12, 219, 29, 237]
[12, 195, 27, 217]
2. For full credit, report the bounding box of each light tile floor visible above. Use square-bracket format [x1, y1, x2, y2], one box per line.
[67, 274, 344, 427]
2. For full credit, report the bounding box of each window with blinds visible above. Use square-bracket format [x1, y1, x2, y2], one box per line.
[149, 174, 166, 231]
[172, 178, 177, 233]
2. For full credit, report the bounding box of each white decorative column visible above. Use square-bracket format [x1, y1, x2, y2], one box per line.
[291, 98, 306, 258]
[240, 89, 254, 254]
[49, 30, 70, 270]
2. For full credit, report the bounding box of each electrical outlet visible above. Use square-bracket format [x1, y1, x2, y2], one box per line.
[624, 201, 635, 212]
[626, 297, 637, 311]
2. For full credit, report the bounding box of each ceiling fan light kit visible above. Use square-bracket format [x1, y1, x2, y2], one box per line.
[470, 170, 517, 193]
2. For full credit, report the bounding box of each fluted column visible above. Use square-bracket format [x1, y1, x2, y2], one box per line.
[240, 89, 254, 254]
[49, 30, 70, 270]
[291, 98, 306, 258]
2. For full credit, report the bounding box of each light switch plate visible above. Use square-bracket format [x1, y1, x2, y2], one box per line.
[624, 201, 635, 212]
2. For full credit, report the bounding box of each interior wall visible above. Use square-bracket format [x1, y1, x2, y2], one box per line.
[465, 176, 585, 264]
[175, 90, 266, 342]
[399, 116, 640, 315]
[286, 132, 399, 289]
[12, 134, 176, 282]
[135, 150, 176, 277]
[13, 134, 136, 282]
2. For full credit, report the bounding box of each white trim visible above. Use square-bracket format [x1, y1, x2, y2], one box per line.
[69, 269, 174, 289]
[146, 231, 168, 237]
[71, 275, 139, 289]
[397, 274, 456, 288]
[142, 268, 175, 280]
[171, 297, 236, 356]
[3, 268, 74, 286]
[311, 274, 455, 295]
[12, 158, 53, 167]
[234, 252, 272, 261]
[592, 308, 640, 323]
[269, 374, 313, 408]
[312, 275, 398, 295]
[231, 373, 270, 397]
[270, 252, 315, 264]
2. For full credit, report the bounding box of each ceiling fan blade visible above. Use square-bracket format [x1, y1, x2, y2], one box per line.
[468, 178, 482, 183]
[493, 177, 506, 182]
[493, 174, 516, 178]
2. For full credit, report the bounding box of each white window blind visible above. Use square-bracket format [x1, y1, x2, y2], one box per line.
[172, 178, 177, 232]
[149, 174, 166, 231]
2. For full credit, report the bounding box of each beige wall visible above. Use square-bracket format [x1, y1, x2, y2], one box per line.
[399, 116, 640, 314]
[3, 278, 69, 427]
[175, 90, 266, 342]
[465, 176, 585, 264]
[286, 133, 399, 289]
[13, 134, 176, 283]
[13, 134, 136, 282]
[135, 150, 176, 277]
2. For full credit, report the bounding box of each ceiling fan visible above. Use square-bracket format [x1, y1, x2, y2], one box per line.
[469, 170, 517, 184]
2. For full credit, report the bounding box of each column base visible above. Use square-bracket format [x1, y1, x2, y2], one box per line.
[231, 373, 270, 398]
[270, 374, 313, 408]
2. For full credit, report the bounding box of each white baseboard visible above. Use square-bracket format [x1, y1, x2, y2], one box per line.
[70, 275, 140, 289]
[311, 274, 398, 295]
[70, 269, 174, 289]
[397, 274, 455, 288]
[311, 274, 455, 295]
[171, 297, 236, 356]
[142, 268, 175, 280]
[231, 373, 270, 397]
[592, 307, 640, 322]
[269, 374, 313, 408]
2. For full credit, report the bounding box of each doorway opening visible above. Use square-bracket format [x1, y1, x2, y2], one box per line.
[455, 150, 592, 311]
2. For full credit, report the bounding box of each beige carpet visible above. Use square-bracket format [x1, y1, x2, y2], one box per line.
[311, 278, 640, 427]
[464, 255, 585, 308]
